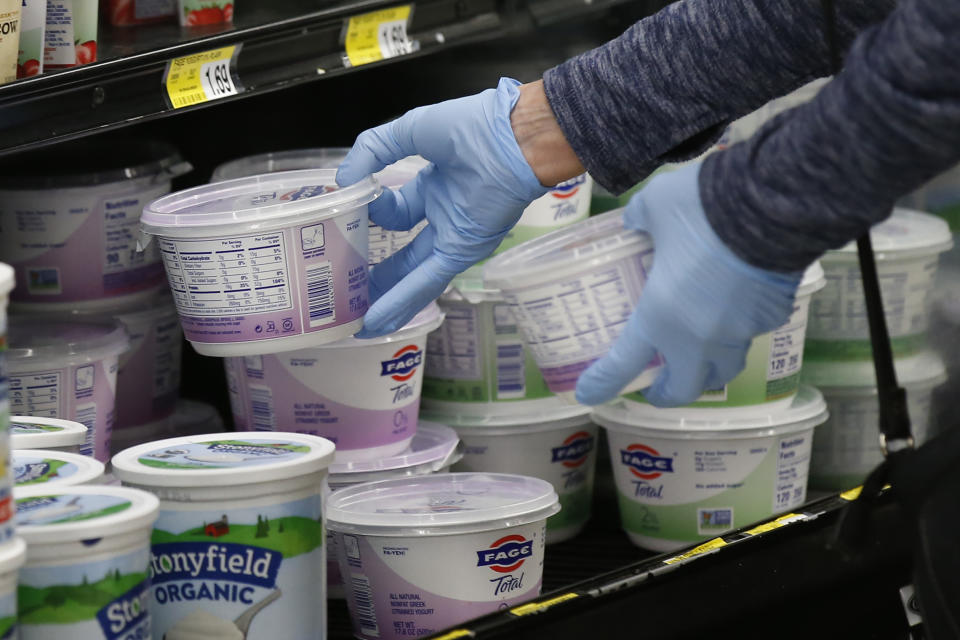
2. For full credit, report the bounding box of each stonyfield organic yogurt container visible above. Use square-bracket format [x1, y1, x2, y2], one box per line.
[327, 473, 558, 640]
[622, 262, 826, 415]
[7, 318, 129, 462]
[141, 169, 380, 357]
[807, 208, 953, 360]
[13, 485, 159, 640]
[425, 405, 598, 544]
[228, 302, 443, 461]
[0, 141, 191, 309]
[13, 449, 105, 488]
[0, 537, 25, 639]
[10, 416, 88, 453]
[326, 422, 462, 598]
[802, 351, 947, 491]
[593, 386, 828, 552]
[484, 209, 662, 399]
[111, 432, 336, 640]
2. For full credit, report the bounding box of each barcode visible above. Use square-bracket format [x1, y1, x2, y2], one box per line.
[306, 262, 336, 327]
[249, 386, 276, 432]
[496, 342, 525, 399]
[171, 92, 208, 108]
[75, 403, 97, 457]
[350, 574, 380, 636]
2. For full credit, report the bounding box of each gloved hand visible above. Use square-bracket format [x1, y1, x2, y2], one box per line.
[575, 161, 804, 407]
[336, 78, 548, 338]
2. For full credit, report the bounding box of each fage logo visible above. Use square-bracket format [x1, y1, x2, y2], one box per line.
[380, 345, 423, 381]
[280, 185, 337, 201]
[620, 444, 674, 480]
[476, 535, 533, 573]
[551, 432, 594, 468]
[549, 175, 586, 199]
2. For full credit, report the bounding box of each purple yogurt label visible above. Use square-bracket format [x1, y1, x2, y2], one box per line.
[160, 211, 368, 344]
[115, 306, 182, 429]
[335, 521, 546, 640]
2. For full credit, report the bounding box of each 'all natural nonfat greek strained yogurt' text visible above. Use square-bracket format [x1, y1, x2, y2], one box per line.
[593, 386, 828, 552]
[228, 302, 443, 461]
[140, 169, 380, 357]
[13, 485, 159, 640]
[0, 537, 26, 639]
[13, 448, 105, 488]
[111, 431, 336, 640]
[10, 415, 88, 453]
[328, 473, 558, 640]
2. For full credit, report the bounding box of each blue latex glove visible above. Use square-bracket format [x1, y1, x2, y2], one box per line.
[575, 162, 804, 407]
[336, 78, 548, 338]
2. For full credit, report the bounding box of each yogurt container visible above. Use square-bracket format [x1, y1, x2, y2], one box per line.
[111, 431, 336, 640]
[14, 485, 159, 640]
[224, 356, 250, 431]
[802, 351, 947, 491]
[593, 386, 828, 552]
[326, 422, 462, 598]
[484, 209, 662, 399]
[211, 149, 429, 267]
[425, 405, 598, 544]
[327, 473, 559, 640]
[13, 449, 105, 487]
[493, 174, 593, 258]
[621, 262, 826, 415]
[10, 416, 88, 453]
[807, 208, 953, 360]
[228, 302, 443, 461]
[422, 273, 568, 415]
[141, 169, 380, 356]
[1, 263, 13, 433]
[0, 141, 191, 309]
[171, 398, 225, 436]
[109, 416, 174, 456]
[0, 537, 25, 639]
[7, 317, 129, 462]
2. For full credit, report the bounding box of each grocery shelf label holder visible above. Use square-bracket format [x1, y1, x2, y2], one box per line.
[342, 4, 418, 68]
[163, 44, 243, 109]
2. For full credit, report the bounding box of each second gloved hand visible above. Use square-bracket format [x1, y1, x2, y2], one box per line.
[337, 78, 548, 338]
[575, 161, 804, 407]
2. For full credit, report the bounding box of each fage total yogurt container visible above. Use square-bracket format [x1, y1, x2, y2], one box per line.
[10, 416, 88, 453]
[141, 169, 380, 356]
[484, 209, 662, 399]
[594, 386, 828, 552]
[13, 448, 105, 488]
[111, 432, 336, 640]
[328, 473, 558, 640]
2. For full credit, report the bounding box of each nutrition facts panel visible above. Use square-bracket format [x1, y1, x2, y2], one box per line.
[7, 371, 61, 417]
[160, 232, 294, 316]
[425, 303, 481, 379]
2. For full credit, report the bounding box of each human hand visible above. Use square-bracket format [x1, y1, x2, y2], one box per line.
[337, 78, 549, 337]
[575, 161, 804, 407]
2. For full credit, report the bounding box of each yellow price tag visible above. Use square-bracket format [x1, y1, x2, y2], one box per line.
[509, 592, 579, 617]
[840, 486, 863, 501]
[663, 537, 727, 565]
[431, 631, 474, 640]
[164, 45, 242, 109]
[744, 513, 806, 535]
[344, 5, 414, 67]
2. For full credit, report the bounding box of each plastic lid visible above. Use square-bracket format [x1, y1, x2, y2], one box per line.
[0, 538, 26, 576]
[172, 399, 225, 436]
[483, 209, 653, 291]
[825, 208, 953, 260]
[141, 169, 380, 237]
[326, 472, 560, 536]
[329, 423, 462, 479]
[421, 404, 592, 435]
[323, 301, 444, 348]
[11, 417, 88, 449]
[0, 262, 13, 298]
[13, 485, 159, 544]
[111, 432, 336, 487]
[798, 261, 826, 297]
[445, 266, 503, 304]
[593, 385, 829, 438]
[0, 140, 189, 189]
[7, 317, 129, 369]
[801, 350, 947, 392]
[13, 449, 105, 488]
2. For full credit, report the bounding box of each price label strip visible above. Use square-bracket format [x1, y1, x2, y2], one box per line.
[343, 5, 417, 67]
[164, 45, 243, 109]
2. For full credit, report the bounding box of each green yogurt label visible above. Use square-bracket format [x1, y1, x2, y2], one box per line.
[14, 456, 79, 486]
[137, 440, 310, 470]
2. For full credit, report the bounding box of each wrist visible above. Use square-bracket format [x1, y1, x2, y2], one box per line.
[511, 79, 585, 187]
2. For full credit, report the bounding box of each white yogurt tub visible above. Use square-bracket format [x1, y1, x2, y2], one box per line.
[10, 416, 88, 453]
[492, 174, 593, 258]
[224, 355, 251, 431]
[593, 386, 828, 552]
[0, 537, 25, 640]
[141, 169, 380, 357]
[13, 485, 159, 640]
[484, 209, 662, 399]
[807, 208, 953, 360]
[326, 422, 462, 598]
[621, 262, 826, 415]
[13, 449, 105, 488]
[109, 415, 174, 456]
[228, 301, 443, 461]
[328, 473, 559, 640]
[111, 431, 336, 640]
[7, 317, 129, 462]
[171, 398, 225, 436]
[801, 351, 947, 491]
[0, 141, 191, 309]
[425, 405, 598, 544]
[211, 148, 429, 267]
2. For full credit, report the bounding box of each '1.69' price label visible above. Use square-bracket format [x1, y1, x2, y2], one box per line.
[344, 5, 416, 67]
[164, 45, 243, 109]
